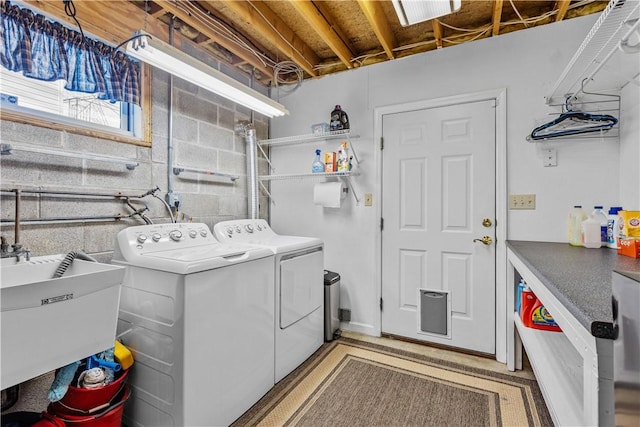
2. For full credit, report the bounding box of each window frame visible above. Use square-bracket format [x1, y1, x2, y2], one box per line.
[1, 64, 152, 147]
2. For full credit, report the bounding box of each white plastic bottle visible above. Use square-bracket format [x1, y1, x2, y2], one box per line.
[582, 216, 602, 248]
[568, 206, 588, 246]
[607, 207, 623, 249]
[591, 206, 608, 247]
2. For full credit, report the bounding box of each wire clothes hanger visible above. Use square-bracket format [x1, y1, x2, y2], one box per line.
[527, 80, 619, 141]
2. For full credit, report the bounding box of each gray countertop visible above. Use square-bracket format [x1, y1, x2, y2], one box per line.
[507, 241, 640, 339]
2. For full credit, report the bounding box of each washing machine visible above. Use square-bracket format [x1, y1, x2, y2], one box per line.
[213, 219, 324, 383]
[112, 222, 275, 427]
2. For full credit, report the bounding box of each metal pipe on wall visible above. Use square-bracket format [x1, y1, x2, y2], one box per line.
[166, 17, 176, 211]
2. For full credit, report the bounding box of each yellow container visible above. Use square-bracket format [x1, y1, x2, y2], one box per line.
[619, 210, 640, 239]
[114, 341, 134, 370]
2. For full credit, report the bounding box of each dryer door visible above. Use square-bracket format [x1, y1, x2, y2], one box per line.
[280, 248, 323, 329]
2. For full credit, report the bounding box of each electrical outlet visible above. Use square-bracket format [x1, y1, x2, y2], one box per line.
[364, 193, 373, 207]
[166, 191, 181, 209]
[509, 194, 536, 210]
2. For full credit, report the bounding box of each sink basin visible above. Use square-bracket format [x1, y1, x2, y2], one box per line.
[1, 254, 125, 389]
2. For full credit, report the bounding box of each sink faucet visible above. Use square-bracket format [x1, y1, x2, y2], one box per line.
[1, 241, 31, 262]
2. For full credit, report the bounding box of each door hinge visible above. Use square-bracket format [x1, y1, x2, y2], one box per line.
[380, 137, 384, 150]
[380, 297, 383, 311]
[380, 217, 384, 231]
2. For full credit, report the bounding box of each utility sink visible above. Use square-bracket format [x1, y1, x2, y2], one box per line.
[1, 254, 125, 389]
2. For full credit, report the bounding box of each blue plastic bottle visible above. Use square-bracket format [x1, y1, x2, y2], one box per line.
[312, 149, 325, 173]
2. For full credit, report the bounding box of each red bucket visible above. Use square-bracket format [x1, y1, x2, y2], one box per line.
[47, 385, 130, 427]
[51, 369, 129, 415]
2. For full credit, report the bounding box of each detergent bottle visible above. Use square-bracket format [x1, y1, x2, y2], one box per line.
[582, 215, 602, 248]
[519, 286, 537, 327]
[607, 207, 623, 249]
[530, 300, 562, 331]
[568, 206, 587, 246]
[591, 206, 608, 247]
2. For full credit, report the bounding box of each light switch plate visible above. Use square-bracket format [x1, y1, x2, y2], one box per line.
[509, 194, 536, 210]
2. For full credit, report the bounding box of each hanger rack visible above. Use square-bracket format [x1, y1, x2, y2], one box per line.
[528, 82, 620, 142]
[0, 143, 139, 170]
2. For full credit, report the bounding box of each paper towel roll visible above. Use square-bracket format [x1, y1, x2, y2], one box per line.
[313, 182, 346, 208]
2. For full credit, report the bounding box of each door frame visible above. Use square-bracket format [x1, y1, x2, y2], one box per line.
[373, 88, 508, 363]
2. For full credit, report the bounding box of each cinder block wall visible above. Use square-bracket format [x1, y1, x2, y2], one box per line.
[0, 68, 270, 262]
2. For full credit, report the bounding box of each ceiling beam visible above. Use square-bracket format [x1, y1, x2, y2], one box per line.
[432, 19, 444, 49]
[357, 0, 396, 59]
[492, 0, 504, 36]
[153, 0, 273, 78]
[218, 0, 320, 77]
[288, 0, 354, 69]
[554, 0, 571, 22]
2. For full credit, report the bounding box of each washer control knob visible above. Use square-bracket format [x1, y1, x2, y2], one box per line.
[245, 224, 254, 233]
[200, 230, 208, 237]
[256, 224, 263, 231]
[137, 234, 148, 244]
[169, 230, 182, 241]
[152, 233, 162, 242]
[234, 225, 241, 233]
[189, 230, 197, 239]
[226, 226, 234, 235]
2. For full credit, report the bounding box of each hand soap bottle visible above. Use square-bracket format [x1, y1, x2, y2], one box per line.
[312, 149, 325, 173]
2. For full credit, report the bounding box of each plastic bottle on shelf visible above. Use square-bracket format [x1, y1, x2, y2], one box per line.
[591, 206, 608, 247]
[329, 105, 349, 131]
[312, 149, 325, 173]
[581, 215, 602, 248]
[606, 207, 623, 249]
[338, 142, 349, 172]
[568, 206, 588, 246]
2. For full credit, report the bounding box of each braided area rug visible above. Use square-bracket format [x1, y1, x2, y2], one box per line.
[232, 334, 552, 427]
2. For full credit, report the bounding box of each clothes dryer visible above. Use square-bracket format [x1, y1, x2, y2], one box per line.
[213, 219, 324, 382]
[112, 223, 274, 426]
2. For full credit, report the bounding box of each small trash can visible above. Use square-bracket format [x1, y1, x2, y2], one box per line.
[324, 270, 341, 342]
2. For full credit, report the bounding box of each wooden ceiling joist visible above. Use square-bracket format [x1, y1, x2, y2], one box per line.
[492, 0, 504, 36]
[432, 19, 444, 49]
[153, 0, 273, 78]
[288, 0, 354, 69]
[219, 0, 320, 77]
[554, 0, 572, 21]
[357, 0, 396, 59]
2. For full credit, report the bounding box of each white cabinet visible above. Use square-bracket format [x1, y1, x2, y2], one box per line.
[507, 248, 614, 426]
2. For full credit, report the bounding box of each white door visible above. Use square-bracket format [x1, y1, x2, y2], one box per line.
[381, 99, 496, 354]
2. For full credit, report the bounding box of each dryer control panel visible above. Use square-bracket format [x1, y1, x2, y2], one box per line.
[214, 219, 276, 241]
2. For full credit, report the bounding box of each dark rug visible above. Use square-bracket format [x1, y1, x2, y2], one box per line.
[233, 336, 552, 427]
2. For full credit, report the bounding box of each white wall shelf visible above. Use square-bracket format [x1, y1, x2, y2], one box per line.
[258, 129, 361, 204]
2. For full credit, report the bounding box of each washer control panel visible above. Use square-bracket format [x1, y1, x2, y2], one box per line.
[118, 223, 216, 252]
[214, 219, 275, 242]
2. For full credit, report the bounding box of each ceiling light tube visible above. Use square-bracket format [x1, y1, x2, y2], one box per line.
[126, 31, 288, 118]
[392, 0, 462, 27]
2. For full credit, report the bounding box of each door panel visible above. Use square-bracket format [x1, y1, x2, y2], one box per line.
[381, 99, 496, 354]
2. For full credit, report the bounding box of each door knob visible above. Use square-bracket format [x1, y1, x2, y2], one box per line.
[473, 236, 493, 245]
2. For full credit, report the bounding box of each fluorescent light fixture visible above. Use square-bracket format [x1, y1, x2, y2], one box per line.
[126, 31, 288, 118]
[391, 0, 462, 27]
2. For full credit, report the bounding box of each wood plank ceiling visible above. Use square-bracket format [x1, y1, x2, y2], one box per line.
[21, 0, 609, 88]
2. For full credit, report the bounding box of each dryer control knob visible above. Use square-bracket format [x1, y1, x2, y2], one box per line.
[137, 234, 148, 244]
[169, 230, 182, 241]
[152, 233, 162, 242]
[245, 224, 254, 233]
[189, 230, 197, 239]
[200, 230, 208, 237]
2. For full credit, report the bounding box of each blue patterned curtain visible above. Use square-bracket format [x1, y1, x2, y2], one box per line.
[0, 1, 140, 106]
